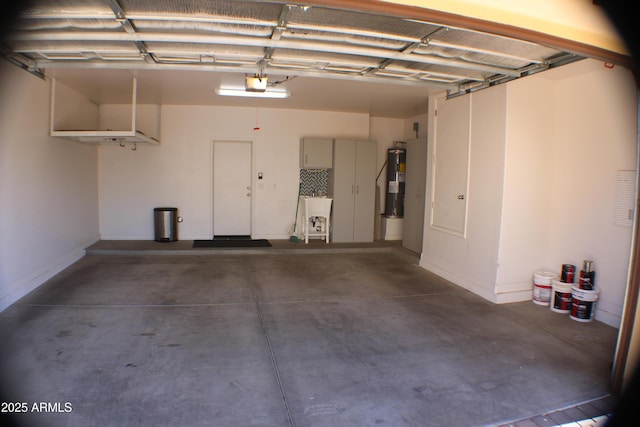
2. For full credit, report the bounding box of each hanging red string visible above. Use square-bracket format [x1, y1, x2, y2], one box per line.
[253, 98, 261, 131]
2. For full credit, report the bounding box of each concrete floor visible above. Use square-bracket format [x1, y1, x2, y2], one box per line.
[0, 241, 619, 426]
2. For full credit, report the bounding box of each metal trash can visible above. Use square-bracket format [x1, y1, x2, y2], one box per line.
[154, 207, 178, 242]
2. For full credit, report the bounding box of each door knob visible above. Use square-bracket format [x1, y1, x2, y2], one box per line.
[246, 193, 251, 197]
[457, 194, 465, 200]
[246, 186, 251, 190]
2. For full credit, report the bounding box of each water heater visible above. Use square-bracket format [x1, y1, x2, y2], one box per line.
[384, 148, 406, 218]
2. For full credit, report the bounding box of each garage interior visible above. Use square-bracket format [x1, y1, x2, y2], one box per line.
[1, 1, 639, 426]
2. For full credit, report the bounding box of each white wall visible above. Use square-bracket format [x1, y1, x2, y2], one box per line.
[403, 113, 428, 141]
[98, 105, 371, 240]
[420, 59, 637, 327]
[546, 61, 637, 326]
[0, 64, 99, 311]
[495, 76, 556, 300]
[421, 86, 507, 302]
[497, 60, 637, 325]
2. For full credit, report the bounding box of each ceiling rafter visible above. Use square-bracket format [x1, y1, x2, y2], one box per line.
[10, 30, 524, 78]
[4, 0, 587, 94]
[261, 3, 294, 70]
[363, 27, 448, 78]
[105, 0, 155, 64]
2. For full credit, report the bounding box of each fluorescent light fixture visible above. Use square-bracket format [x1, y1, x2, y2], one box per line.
[215, 88, 289, 98]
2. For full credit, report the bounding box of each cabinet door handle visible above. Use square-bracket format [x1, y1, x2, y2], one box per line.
[356, 185, 359, 194]
[305, 154, 308, 165]
[351, 185, 355, 194]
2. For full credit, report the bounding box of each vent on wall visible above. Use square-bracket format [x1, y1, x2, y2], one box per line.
[615, 170, 636, 227]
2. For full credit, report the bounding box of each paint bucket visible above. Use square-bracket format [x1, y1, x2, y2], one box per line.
[561, 264, 576, 283]
[578, 275, 595, 290]
[570, 287, 599, 322]
[579, 270, 596, 290]
[550, 279, 573, 313]
[532, 271, 557, 306]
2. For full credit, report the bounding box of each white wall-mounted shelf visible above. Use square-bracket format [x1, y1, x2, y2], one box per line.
[49, 77, 160, 145]
[50, 130, 159, 145]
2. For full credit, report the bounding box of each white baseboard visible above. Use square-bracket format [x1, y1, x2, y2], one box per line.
[178, 233, 210, 240]
[0, 236, 98, 312]
[252, 234, 291, 240]
[418, 260, 498, 303]
[383, 234, 403, 241]
[418, 261, 540, 305]
[99, 234, 291, 241]
[495, 289, 533, 304]
[495, 280, 532, 294]
[99, 234, 151, 240]
[593, 298, 622, 328]
[494, 281, 533, 304]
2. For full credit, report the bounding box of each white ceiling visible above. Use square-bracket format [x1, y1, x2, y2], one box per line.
[3, 0, 591, 118]
[46, 67, 440, 118]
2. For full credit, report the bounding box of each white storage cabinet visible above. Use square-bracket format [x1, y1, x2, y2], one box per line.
[330, 139, 376, 242]
[300, 138, 333, 169]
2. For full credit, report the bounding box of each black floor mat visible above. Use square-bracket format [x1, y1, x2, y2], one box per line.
[193, 239, 272, 248]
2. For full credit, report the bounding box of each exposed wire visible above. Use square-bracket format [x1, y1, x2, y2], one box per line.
[269, 76, 297, 87]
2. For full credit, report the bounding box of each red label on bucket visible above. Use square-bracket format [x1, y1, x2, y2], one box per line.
[533, 283, 552, 304]
[553, 291, 572, 311]
[571, 297, 594, 320]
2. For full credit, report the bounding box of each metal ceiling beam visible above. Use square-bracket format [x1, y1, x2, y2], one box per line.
[105, 0, 126, 21]
[30, 58, 458, 90]
[263, 4, 293, 67]
[12, 9, 544, 65]
[17, 11, 416, 44]
[17, 11, 114, 20]
[10, 9, 575, 70]
[271, 5, 293, 42]
[364, 27, 448, 77]
[10, 31, 522, 77]
[8, 0, 591, 97]
[0, 49, 45, 79]
[105, 0, 155, 64]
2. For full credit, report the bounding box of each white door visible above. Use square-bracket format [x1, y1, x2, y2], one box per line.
[213, 141, 252, 237]
[431, 95, 470, 236]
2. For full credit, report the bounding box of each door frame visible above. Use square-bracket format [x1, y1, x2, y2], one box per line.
[211, 139, 254, 238]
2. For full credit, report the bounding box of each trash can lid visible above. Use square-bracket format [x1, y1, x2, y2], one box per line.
[154, 207, 177, 211]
